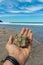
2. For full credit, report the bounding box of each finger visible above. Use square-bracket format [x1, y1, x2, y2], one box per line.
[8, 35, 14, 44]
[27, 30, 32, 55]
[24, 28, 29, 36]
[28, 30, 33, 42]
[29, 32, 33, 42]
[28, 29, 31, 37]
[20, 27, 26, 35]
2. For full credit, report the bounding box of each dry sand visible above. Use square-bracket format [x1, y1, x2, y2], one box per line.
[0, 28, 43, 65]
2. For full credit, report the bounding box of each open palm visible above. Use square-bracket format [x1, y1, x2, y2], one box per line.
[6, 28, 33, 65]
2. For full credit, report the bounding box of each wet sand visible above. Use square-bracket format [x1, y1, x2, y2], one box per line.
[0, 28, 43, 65]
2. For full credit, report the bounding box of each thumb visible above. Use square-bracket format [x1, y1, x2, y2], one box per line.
[8, 35, 14, 44]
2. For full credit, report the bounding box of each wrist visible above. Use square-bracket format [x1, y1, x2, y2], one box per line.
[8, 54, 24, 65]
[3, 60, 13, 65]
[4, 56, 20, 65]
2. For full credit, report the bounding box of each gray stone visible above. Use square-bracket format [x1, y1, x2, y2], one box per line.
[14, 34, 30, 48]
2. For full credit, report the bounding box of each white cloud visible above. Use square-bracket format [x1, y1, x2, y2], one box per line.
[0, 14, 31, 17]
[0, 12, 43, 17]
[25, 0, 32, 2]
[0, 0, 4, 2]
[38, 0, 43, 2]
[7, 10, 30, 13]
[7, 5, 43, 13]
[25, 5, 43, 12]
[18, 0, 32, 2]
[8, 10, 21, 13]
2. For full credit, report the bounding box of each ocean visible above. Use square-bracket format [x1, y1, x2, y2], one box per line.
[0, 24, 43, 44]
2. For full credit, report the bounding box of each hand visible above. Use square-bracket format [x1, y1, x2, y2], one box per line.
[6, 28, 33, 65]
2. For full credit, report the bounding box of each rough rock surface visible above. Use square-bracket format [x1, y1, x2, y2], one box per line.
[14, 34, 30, 48]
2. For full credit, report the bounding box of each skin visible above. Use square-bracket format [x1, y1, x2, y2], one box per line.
[3, 28, 33, 65]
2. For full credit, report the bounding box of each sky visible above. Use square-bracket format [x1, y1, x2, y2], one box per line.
[0, 0, 43, 22]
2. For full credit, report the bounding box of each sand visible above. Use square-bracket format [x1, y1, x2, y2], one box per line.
[0, 28, 43, 65]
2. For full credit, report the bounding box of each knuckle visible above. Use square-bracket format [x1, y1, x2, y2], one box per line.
[22, 27, 25, 30]
[30, 30, 32, 33]
[26, 28, 28, 30]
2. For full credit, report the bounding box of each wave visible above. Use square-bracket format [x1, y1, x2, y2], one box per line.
[0, 22, 43, 25]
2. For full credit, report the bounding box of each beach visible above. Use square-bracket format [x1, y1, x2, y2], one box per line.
[0, 28, 19, 65]
[0, 28, 43, 65]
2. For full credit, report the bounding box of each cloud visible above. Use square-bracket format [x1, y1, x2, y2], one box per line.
[25, 0, 32, 2]
[0, 0, 4, 2]
[7, 5, 43, 14]
[25, 5, 43, 12]
[38, 0, 43, 2]
[0, 14, 31, 17]
[0, 0, 43, 15]
[8, 10, 21, 13]
[8, 10, 32, 13]
[18, 0, 32, 2]
[39, 14, 43, 16]
[0, 12, 43, 17]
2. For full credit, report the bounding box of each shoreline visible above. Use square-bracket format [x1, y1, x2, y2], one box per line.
[0, 23, 43, 25]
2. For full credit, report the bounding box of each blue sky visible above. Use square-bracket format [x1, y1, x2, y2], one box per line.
[0, 0, 43, 22]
